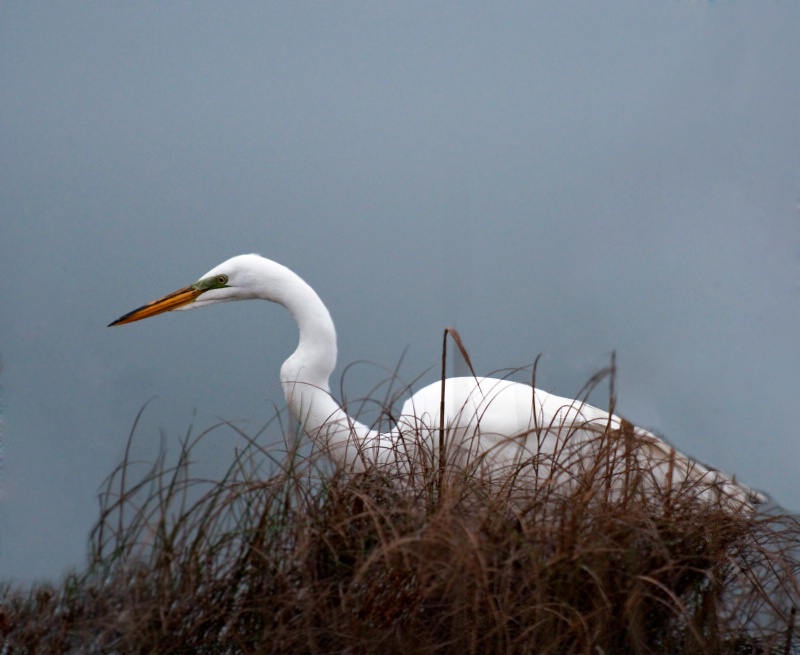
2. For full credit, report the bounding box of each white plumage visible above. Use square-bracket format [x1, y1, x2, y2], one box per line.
[110, 254, 764, 511]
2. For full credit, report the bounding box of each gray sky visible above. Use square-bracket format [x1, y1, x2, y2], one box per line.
[2, 2, 799, 586]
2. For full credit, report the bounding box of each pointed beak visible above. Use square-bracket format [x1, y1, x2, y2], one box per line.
[108, 284, 204, 326]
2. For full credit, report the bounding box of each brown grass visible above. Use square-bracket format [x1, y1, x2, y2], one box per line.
[1, 367, 798, 654]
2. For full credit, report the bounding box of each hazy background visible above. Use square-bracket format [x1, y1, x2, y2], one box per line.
[2, 2, 799, 586]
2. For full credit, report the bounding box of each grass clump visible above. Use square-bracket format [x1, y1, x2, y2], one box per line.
[1, 375, 798, 654]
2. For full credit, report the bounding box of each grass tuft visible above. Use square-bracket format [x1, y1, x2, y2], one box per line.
[1, 366, 798, 654]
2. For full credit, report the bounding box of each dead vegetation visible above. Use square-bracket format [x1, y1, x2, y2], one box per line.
[1, 364, 798, 654]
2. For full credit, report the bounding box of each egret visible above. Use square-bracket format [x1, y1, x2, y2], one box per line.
[110, 254, 764, 511]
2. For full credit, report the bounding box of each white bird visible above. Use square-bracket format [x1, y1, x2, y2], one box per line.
[110, 254, 764, 511]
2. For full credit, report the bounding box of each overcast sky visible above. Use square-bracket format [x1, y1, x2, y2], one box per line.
[2, 2, 799, 586]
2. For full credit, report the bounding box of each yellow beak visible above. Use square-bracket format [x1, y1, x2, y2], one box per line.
[108, 284, 204, 326]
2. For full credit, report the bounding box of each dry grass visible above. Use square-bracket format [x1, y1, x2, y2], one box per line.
[1, 366, 798, 654]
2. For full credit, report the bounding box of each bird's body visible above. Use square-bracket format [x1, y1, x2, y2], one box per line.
[110, 254, 764, 511]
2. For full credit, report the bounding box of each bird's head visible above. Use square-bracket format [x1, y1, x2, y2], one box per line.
[108, 254, 266, 326]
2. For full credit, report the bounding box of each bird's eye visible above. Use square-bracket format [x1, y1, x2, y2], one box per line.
[217, 274, 228, 285]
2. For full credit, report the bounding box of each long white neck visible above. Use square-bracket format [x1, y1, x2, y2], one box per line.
[260, 259, 375, 466]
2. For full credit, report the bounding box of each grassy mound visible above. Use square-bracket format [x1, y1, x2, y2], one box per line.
[1, 357, 798, 653]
